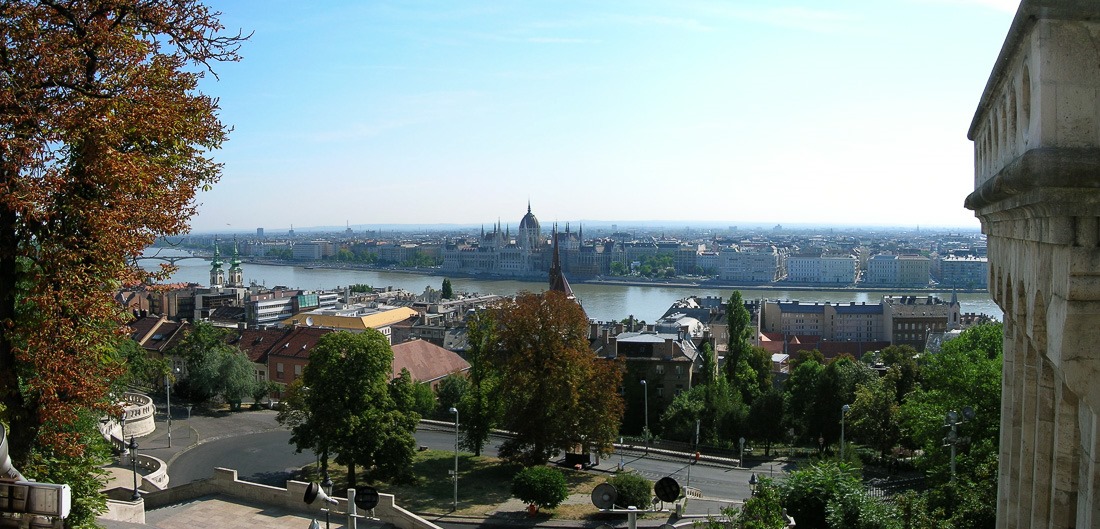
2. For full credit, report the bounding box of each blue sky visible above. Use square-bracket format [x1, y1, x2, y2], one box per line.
[191, 0, 1019, 233]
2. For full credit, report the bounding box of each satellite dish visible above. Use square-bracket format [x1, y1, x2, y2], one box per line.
[305, 316, 314, 327]
[591, 483, 617, 510]
[654, 476, 681, 503]
[354, 486, 380, 511]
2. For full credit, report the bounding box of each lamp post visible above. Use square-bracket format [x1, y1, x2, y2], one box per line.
[748, 472, 758, 497]
[449, 406, 459, 512]
[739, 437, 745, 469]
[640, 380, 649, 455]
[322, 473, 333, 529]
[840, 404, 850, 460]
[185, 405, 192, 438]
[128, 436, 141, 501]
[165, 371, 172, 448]
[943, 407, 974, 482]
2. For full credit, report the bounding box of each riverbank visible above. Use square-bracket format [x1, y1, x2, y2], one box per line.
[238, 258, 988, 295]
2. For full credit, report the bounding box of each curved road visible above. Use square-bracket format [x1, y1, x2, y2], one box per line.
[169, 427, 762, 502]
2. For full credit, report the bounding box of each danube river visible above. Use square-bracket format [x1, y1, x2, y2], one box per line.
[141, 249, 1003, 323]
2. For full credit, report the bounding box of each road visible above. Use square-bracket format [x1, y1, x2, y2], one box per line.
[169, 427, 771, 504]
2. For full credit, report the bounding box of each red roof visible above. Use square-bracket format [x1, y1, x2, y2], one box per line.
[391, 339, 470, 384]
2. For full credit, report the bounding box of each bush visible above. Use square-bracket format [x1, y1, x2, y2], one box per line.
[511, 466, 568, 509]
[607, 472, 653, 509]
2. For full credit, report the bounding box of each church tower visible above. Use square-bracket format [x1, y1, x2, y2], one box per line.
[228, 238, 244, 288]
[209, 239, 225, 288]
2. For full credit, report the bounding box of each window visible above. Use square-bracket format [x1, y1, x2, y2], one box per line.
[294, 365, 302, 377]
[656, 384, 664, 397]
[655, 364, 665, 375]
[675, 365, 684, 376]
[276, 363, 284, 379]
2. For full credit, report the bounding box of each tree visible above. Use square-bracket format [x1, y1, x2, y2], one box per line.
[725, 291, 754, 374]
[783, 359, 825, 443]
[0, 3, 243, 522]
[848, 375, 901, 460]
[511, 466, 568, 510]
[441, 278, 454, 299]
[698, 341, 718, 385]
[748, 388, 786, 456]
[285, 330, 418, 486]
[173, 321, 256, 406]
[898, 323, 1002, 526]
[390, 368, 432, 419]
[457, 310, 500, 456]
[490, 292, 624, 466]
[434, 373, 468, 420]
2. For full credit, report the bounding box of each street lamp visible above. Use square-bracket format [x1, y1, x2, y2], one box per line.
[450, 406, 459, 512]
[165, 370, 172, 448]
[840, 404, 851, 460]
[748, 472, 759, 497]
[185, 405, 193, 439]
[739, 437, 746, 469]
[128, 436, 141, 501]
[943, 407, 974, 482]
[640, 380, 649, 455]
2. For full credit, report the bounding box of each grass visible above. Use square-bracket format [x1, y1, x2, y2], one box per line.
[297, 449, 625, 520]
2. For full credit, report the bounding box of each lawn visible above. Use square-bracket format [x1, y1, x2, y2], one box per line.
[297, 449, 615, 519]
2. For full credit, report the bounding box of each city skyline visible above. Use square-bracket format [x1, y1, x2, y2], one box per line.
[191, 0, 1019, 233]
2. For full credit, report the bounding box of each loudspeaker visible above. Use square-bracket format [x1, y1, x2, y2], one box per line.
[354, 486, 379, 511]
[0, 425, 25, 482]
[303, 482, 338, 505]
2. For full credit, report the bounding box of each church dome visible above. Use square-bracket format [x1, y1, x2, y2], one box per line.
[518, 203, 540, 234]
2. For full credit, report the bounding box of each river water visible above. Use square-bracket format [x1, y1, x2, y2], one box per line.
[141, 248, 1003, 323]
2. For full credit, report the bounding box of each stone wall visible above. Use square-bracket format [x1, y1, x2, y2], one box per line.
[966, 1, 1100, 527]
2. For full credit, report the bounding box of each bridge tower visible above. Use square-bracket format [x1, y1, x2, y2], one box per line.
[967, 2, 1100, 527]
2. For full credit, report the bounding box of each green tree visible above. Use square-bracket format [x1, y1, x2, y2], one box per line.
[748, 388, 786, 456]
[848, 374, 901, 460]
[898, 323, 1002, 526]
[490, 292, 624, 466]
[879, 345, 920, 403]
[610, 261, 628, 276]
[660, 376, 747, 446]
[173, 321, 257, 405]
[607, 472, 653, 509]
[783, 359, 825, 443]
[698, 342, 718, 385]
[434, 373, 469, 420]
[390, 368, 431, 419]
[725, 291, 754, 373]
[511, 466, 568, 510]
[287, 330, 418, 486]
[457, 310, 500, 456]
[441, 278, 454, 299]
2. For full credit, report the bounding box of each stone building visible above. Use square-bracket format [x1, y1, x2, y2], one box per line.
[965, 1, 1100, 526]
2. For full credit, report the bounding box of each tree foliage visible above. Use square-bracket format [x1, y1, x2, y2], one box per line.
[0, 0, 243, 459]
[441, 278, 454, 299]
[457, 310, 500, 456]
[283, 330, 418, 486]
[0, 1, 242, 520]
[489, 292, 624, 466]
[511, 466, 568, 509]
[434, 372, 468, 420]
[173, 321, 257, 406]
[781, 459, 899, 529]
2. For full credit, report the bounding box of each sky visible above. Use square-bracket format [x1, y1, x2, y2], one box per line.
[189, 0, 1021, 234]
